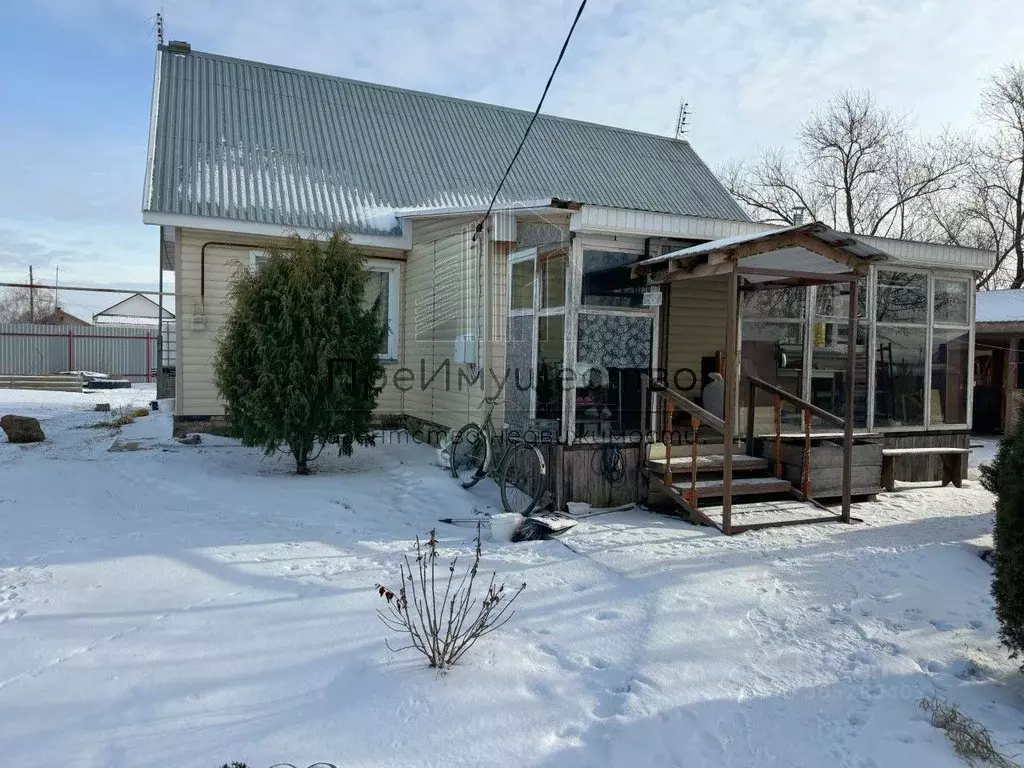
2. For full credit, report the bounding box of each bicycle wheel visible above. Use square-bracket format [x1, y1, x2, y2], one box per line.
[450, 423, 489, 489]
[499, 442, 547, 516]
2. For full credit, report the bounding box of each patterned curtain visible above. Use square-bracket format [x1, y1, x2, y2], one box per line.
[577, 314, 652, 368]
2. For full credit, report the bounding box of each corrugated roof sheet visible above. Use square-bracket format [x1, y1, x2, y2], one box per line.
[145, 47, 748, 236]
[976, 289, 1024, 323]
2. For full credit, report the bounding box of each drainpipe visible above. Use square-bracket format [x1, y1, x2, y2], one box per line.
[199, 241, 264, 300]
[481, 221, 492, 407]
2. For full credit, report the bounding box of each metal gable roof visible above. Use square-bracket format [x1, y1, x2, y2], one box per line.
[144, 47, 749, 236]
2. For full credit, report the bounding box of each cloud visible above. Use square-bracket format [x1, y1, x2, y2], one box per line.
[4, 0, 1023, 305]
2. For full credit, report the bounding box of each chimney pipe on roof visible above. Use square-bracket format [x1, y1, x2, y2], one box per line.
[791, 205, 806, 225]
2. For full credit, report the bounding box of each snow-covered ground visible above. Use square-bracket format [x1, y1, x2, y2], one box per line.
[1, 388, 1022, 768]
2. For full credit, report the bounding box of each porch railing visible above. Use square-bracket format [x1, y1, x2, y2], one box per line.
[640, 374, 725, 507]
[640, 373, 853, 527]
[744, 375, 845, 507]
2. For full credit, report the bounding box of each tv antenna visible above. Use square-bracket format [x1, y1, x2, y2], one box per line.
[674, 100, 690, 139]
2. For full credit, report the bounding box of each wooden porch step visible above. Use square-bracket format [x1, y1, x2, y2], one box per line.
[671, 476, 793, 499]
[647, 454, 768, 473]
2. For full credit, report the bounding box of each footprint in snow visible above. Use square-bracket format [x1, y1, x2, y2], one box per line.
[594, 610, 620, 621]
[930, 619, 956, 631]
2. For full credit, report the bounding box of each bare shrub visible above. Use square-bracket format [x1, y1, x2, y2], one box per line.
[920, 695, 1020, 767]
[375, 526, 525, 669]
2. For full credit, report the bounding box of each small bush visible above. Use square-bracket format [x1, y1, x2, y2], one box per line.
[980, 423, 1024, 669]
[920, 695, 1019, 767]
[130, 407, 150, 418]
[375, 526, 525, 669]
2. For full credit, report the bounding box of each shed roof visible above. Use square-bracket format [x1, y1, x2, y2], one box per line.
[144, 47, 748, 236]
[976, 289, 1024, 324]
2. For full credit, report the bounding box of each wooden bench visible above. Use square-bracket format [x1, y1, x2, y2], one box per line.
[880, 447, 971, 491]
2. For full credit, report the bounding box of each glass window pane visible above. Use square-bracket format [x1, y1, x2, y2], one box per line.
[511, 259, 534, 310]
[934, 278, 970, 326]
[876, 271, 927, 324]
[581, 250, 645, 308]
[363, 270, 390, 356]
[740, 321, 804, 428]
[540, 250, 566, 309]
[874, 326, 928, 427]
[814, 279, 867, 319]
[809, 321, 868, 428]
[575, 314, 653, 436]
[742, 286, 806, 320]
[931, 329, 969, 425]
[536, 315, 564, 424]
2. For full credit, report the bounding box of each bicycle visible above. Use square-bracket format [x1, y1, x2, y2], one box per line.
[449, 397, 548, 516]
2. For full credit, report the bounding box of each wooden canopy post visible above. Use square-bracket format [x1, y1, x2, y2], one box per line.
[721, 265, 739, 535]
[841, 277, 859, 524]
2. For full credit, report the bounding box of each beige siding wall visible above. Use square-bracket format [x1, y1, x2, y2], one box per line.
[402, 216, 493, 431]
[176, 227, 405, 417]
[664, 275, 728, 396]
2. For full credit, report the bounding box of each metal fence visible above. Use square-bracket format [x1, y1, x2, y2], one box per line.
[0, 323, 173, 383]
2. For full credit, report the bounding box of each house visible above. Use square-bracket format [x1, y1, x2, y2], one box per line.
[142, 44, 994, 525]
[974, 289, 1024, 433]
[93, 293, 176, 380]
[34, 308, 90, 326]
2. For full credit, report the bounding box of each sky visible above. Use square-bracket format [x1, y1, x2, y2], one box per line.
[1, 0, 1023, 319]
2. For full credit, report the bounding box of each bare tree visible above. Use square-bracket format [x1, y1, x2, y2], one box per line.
[723, 90, 965, 240]
[935, 64, 1024, 288]
[0, 286, 56, 324]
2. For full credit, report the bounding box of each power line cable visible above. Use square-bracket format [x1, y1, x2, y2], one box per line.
[473, 0, 588, 240]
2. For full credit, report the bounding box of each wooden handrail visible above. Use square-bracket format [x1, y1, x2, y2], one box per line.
[641, 374, 726, 434]
[745, 375, 845, 428]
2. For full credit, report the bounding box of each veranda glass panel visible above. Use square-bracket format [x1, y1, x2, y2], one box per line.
[742, 286, 806, 320]
[536, 315, 564, 426]
[814, 279, 867, 319]
[504, 314, 534, 428]
[933, 278, 970, 325]
[580, 251, 646, 308]
[930, 329, 970, 425]
[808, 322, 868, 428]
[740, 320, 804, 428]
[511, 259, 534, 310]
[575, 314, 653, 436]
[540, 251, 566, 309]
[874, 326, 928, 427]
[876, 271, 927, 324]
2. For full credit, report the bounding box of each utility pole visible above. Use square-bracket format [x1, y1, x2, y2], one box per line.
[55, 266, 59, 309]
[28, 266, 34, 322]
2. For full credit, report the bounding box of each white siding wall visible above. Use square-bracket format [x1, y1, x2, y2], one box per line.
[176, 227, 405, 417]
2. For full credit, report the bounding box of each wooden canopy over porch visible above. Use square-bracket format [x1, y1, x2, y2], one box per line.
[633, 222, 890, 534]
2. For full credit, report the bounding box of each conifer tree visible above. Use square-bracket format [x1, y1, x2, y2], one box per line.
[214, 233, 386, 474]
[981, 423, 1024, 668]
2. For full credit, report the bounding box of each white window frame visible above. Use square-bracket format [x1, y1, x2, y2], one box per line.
[249, 249, 270, 271]
[249, 250, 401, 362]
[367, 259, 401, 362]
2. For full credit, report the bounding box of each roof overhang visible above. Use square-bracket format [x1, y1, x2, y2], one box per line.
[633, 222, 890, 287]
[143, 212, 412, 250]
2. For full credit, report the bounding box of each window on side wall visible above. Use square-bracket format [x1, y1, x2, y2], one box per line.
[363, 263, 400, 360]
[249, 250, 399, 360]
[249, 249, 271, 272]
